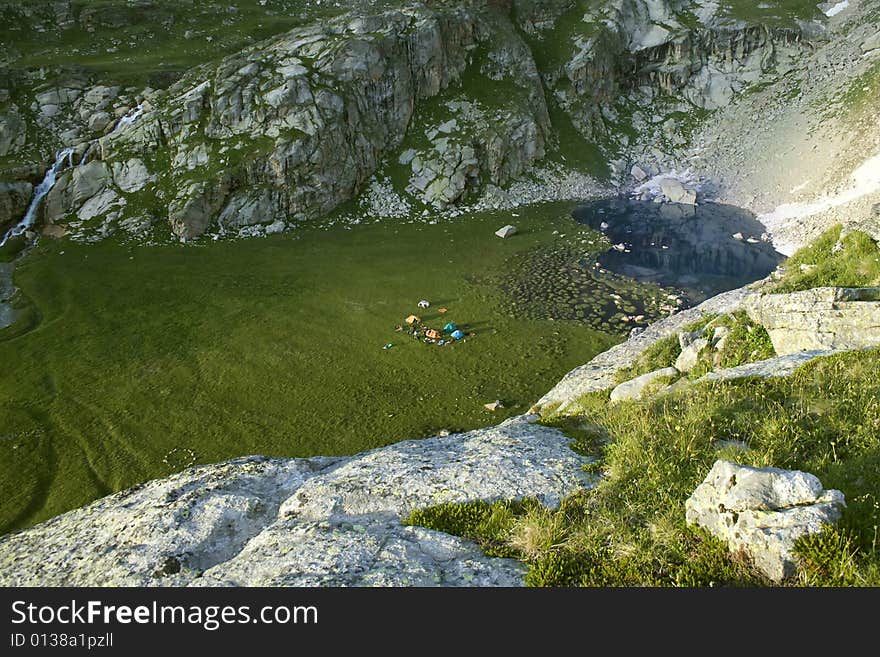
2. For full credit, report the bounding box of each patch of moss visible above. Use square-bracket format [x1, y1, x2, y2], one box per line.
[405, 499, 541, 559]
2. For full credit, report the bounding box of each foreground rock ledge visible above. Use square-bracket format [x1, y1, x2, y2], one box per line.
[0, 416, 594, 587]
[686, 460, 846, 582]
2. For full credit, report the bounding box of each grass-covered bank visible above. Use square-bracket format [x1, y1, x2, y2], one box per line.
[0, 204, 633, 535]
[408, 228, 880, 586]
[409, 348, 880, 586]
[770, 225, 880, 293]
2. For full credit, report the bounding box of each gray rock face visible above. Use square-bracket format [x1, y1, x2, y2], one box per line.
[535, 287, 756, 414]
[609, 366, 678, 402]
[745, 288, 880, 355]
[686, 460, 845, 582]
[1, 0, 814, 242]
[112, 158, 151, 193]
[0, 182, 33, 233]
[217, 190, 279, 230]
[0, 416, 594, 586]
[674, 337, 709, 371]
[548, 0, 805, 152]
[698, 350, 838, 383]
[194, 515, 525, 587]
[861, 31, 880, 53]
[43, 5, 490, 239]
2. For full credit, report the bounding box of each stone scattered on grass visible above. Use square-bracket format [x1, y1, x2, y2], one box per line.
[609, 367, 678, 402]
[686, 460, 846, 582]
[674, 337, 709, 372]
[495, 225, 517, 239]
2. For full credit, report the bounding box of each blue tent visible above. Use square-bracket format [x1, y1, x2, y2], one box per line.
[444, 322, 458, 333]
[451, 330, 464, 340]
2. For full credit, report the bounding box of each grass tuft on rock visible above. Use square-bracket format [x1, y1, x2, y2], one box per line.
[771, 226, 880, 293]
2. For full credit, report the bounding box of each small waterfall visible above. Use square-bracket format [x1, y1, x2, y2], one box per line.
[0, 101, 147, 249]
[0, 147, 75, 247]
[113, 103, 144, 133]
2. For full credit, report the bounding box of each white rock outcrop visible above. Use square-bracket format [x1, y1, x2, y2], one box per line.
[745, 287, 880, 355]
[534, 287, 755, 414]
[686, 460, 846, 582]
[697, 350, 838, 383]
[0, 416, 595, 587]
[609, 367, 678, 402]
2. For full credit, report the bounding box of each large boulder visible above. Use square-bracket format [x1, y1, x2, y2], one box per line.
[217, 189, 279, 229]
[168, 181, 231, 241]
[71, 161, 111, 204]
[745, 288, 880, 355]
[112, 157, 151, 192]
[0, 415, 595, 586]
[686, 460, 846, 582]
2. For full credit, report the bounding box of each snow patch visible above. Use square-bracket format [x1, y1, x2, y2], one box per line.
[759, 151, 880, 254]
[822, 1, 849, 18]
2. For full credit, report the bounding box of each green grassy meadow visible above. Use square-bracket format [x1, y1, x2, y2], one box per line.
[0, 204, 622, 534]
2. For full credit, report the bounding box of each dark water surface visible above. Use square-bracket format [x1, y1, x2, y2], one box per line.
[573, 198, 784, 305]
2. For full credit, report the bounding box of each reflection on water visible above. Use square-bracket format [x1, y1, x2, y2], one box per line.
[572, 198, 784, 305]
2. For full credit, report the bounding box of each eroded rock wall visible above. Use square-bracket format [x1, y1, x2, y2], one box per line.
[0, 1, 818, 241]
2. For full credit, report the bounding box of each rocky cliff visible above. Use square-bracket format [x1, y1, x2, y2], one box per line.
[0, 0, 820, 242]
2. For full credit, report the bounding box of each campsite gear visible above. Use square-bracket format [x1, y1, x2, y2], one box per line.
[438, 308, 449, 314]
[405, 315, 421, 324]
[425, 329, 442, 340]
[451, 330, 464, 340]
[383, 343, 393, 350]
[495, 225, 517, 239]
[418, 299, 431, 308]
[484, 400, 504, 412]
[443, 322, 458, 333]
